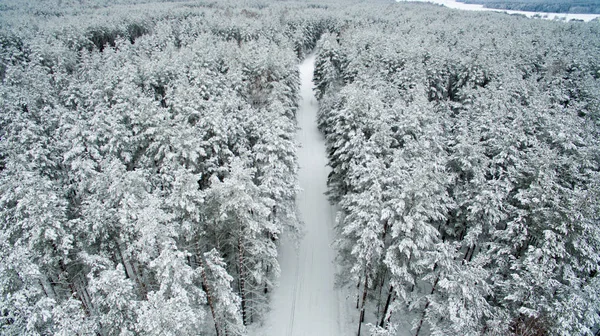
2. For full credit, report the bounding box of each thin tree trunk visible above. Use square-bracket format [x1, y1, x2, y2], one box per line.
[379, 285, 394, 327]
[415, 275, 440, 336]
[360, 273, 368, 323]
[357, 271, 369, 336]
[58, 258, 90, 315]
[238, 236, 247, 325]
[467, 243, 477, 262]
[462, 245, 471, 262]
[132, 262, 147, 297]
[199, 255, 221, 336]
[385, 295, 396, 328]
[52, 242, 91, 314]
[116, 240, 147, 299]
[38, 279, 49, 297]
[41, 274, 57, 300]
[414, 302, 430, 335]
[356, 279, 361, 309]
[48, 273, 61, 298]
[250, 293, 254, 324]
[115, 242, 131, 279]
[376, 268, 387, 318]
[79, 275, 93, 312]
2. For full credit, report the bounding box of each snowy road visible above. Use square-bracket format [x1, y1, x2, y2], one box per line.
[255, 55, 347, 336]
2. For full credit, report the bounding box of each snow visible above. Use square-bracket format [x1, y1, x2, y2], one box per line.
[397, 0, 600, 21]
[251, 55, 351, 336]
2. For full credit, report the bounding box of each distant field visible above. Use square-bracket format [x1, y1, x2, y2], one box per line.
[458, 0, 600, 13]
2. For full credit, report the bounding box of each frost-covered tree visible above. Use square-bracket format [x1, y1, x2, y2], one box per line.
[202, 249, 245, 336]
[136, 243, 208, 336]
[314, 4, 600, 334]
[205, 157, 278, 325]
[314, 34, 345, 100]
[2, 0, 600, 334]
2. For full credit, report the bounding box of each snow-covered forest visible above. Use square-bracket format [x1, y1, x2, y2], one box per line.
[1, 0, 599, 335]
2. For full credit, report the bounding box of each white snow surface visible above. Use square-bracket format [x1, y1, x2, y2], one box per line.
[251, 55, 351, 336]
[398, 0, 600, 21]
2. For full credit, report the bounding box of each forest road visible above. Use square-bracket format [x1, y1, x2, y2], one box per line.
[255, 55, 346, 336]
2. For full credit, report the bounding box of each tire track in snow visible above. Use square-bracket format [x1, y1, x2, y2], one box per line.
[288, 250, 299, 336]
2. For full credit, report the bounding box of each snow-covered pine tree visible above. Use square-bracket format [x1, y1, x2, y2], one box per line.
[136, 242, 208, 336]
[202, 249, 246, 336]
[205, 157, 278, 325]
[314, 34, 345, 100]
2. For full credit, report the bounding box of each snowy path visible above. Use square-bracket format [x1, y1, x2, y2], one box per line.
[255, 55, 348, 336]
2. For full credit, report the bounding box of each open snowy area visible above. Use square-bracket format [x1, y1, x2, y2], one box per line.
[1, 0, 600, 335]
[398, 0, 600, 21]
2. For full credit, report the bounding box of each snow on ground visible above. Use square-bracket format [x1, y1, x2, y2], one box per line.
[397, 0, 600, 21]
[250, 55, 352, 336]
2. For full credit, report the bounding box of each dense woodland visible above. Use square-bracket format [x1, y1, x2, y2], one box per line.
[0, 0, 599, 335]
[0, 0, 323, 334]
[314, 4, 600, 336]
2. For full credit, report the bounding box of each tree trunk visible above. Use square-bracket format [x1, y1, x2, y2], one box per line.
[199, 255, 220, 336]
[414, 275, 440, 336]
[79, 276, 93, 312]
[115, 242, 131, 279]
[40, 274, 57, 300]
[238, 236, 247, 325]
[357, 271, 369, 336]
[376, 268, 387, 318]
[116, 240, 147, 299]
[130, 261, 148, 299]
[38, 279, 49, 298]
[360, 273, 368, 323]
[379, 285, 394, 327]
[58, 258, 90, 315]
[462, 245, 471, 262]
[385, 295, 396, 328]
[467, 243, 476, 262]
[357, 314, 363, 336]
[356, 279, 361, 309]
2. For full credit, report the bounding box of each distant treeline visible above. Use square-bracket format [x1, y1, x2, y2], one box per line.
[459, 0, 600, 13]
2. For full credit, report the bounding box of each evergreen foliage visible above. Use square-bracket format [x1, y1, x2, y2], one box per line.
[1, 0, 599, 335]
[313, 4, 600, 335]
[0, 1, 337, 334]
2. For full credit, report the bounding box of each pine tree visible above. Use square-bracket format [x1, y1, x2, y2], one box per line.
[88, 264, 138, 335]
[136, 242, 207, 336]
[314, 34, 344, 100]
[203, 249, 246, 336]
[205, 157, 278, 325]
